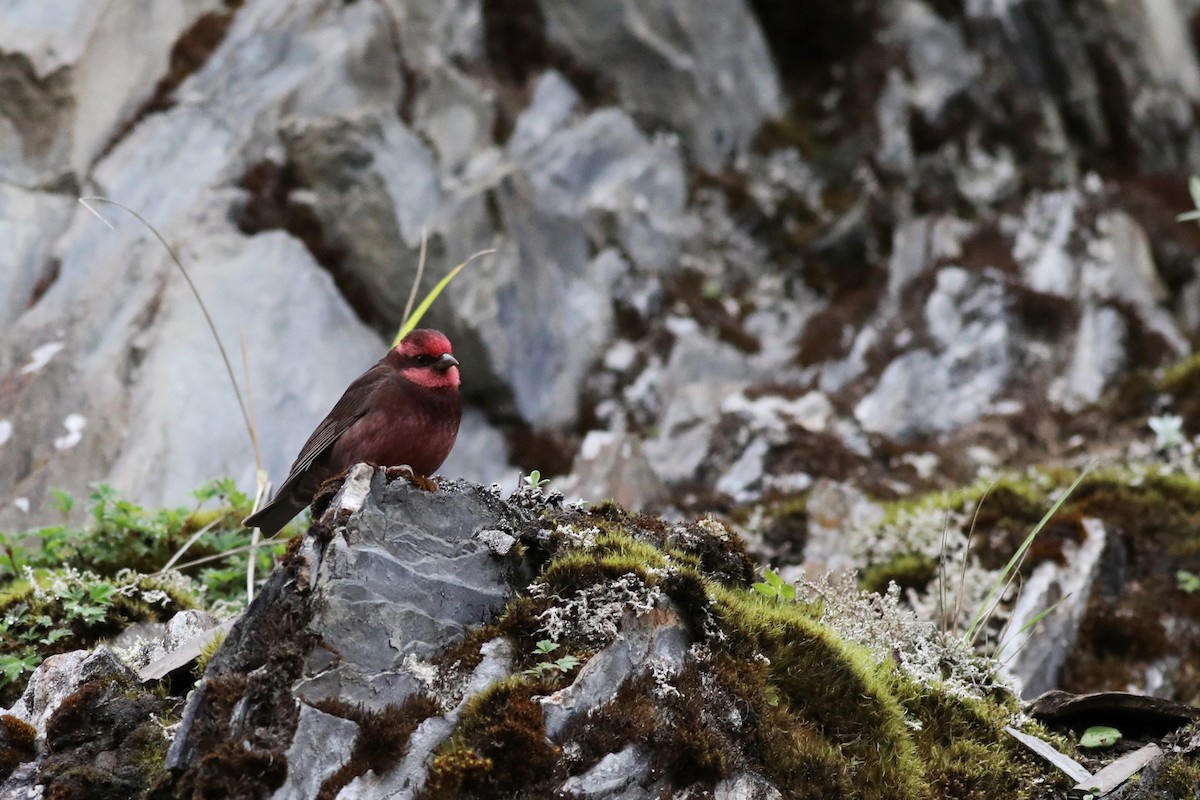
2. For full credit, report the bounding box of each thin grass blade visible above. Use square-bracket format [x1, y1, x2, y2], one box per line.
[965, 467, 1091, 645]
[392, 248, 495, 346]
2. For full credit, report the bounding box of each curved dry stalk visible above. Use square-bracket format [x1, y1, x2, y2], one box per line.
[155, 541, 261, 574]
[161, 513, 229, 573]
[78, 196, 260, 465]
[400, 229, 429, 329]
[953, 481, 995, 637]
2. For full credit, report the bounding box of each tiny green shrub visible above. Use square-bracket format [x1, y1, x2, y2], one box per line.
[0, 479, 291, 702]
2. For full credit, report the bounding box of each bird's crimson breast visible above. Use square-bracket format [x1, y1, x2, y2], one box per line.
[328, 382, 461, 476]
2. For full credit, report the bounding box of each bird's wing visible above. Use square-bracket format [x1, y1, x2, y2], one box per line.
[272, 361, 390, 497]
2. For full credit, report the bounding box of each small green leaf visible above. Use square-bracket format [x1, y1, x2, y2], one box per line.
[1177, 570, 1200, 594]
[89, 583, 116, 605]
[752, 583, 776, 598]
[50, 488, 74, 515]
[763, 569, 783, 587]
[534, 640, 559, 655]
[1080, 726, 1121, 749]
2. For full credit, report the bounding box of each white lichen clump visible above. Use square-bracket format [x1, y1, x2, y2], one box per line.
[533, 572, 663, 646]
[803, 573, 1013, 702]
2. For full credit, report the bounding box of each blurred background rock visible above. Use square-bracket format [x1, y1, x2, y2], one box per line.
[2, 0, 1200, 533]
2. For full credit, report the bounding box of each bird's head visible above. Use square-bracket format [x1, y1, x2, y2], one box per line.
[392, 328, 460, 390]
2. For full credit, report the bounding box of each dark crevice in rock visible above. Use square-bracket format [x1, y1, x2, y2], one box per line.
[312, 695, 441, 800]
[231, 159, 385, 332]
[664, 270, 762, 355]
[25, 257, 61, 310]
[747, 1, 889, 173]
[0, 53, 72, 168]
[93, 2, 244, 167]
[478, 0, 614, 143]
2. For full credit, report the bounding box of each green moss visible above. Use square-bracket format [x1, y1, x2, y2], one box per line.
[1159, 352, 1200, 397]
[0, 569, 201, 705]
[713, 587, 928, 800]
[1148, 752, 1200, 798]
[860, 553, 938, 595]
[408, 487, 1075, 798]
[193, 628, 227, 679]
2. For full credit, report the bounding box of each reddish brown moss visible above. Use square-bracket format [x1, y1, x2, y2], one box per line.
[421, 681, 557, 799]
[0, 714, 36, 781]
[314, 695, 441, 800]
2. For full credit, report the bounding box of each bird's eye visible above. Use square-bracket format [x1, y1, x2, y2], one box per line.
[415, 354, 435, 366]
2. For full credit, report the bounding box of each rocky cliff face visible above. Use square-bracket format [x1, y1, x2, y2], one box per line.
[2, 0, 1199, 529]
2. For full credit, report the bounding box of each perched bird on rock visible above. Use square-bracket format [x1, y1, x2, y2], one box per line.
[243, 329, 461, 536]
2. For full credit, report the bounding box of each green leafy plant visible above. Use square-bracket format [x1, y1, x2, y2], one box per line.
[1079, 725, 1121, 749]
[0, 567, 199, 701]
[391, 243, 495, 345]
[523, 640, 581, 676]
[1177, 570, 1200, 594]
[523, 470, 551, 491]
[0, 480, 284, 607]
[752, 569, 796, 603]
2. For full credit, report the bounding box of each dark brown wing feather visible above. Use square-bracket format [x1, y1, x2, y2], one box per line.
[243, 358, 391, 535]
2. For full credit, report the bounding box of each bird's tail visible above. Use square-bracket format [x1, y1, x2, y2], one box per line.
[242, 496, 304, 538]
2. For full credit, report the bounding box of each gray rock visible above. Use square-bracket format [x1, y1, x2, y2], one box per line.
[539, 0, 780, 169]
[1001, 517, 1108, 698]
[385, 0, 484, 66]
[560, 745, 652, 799]
[280, 110, 440, 325]
[541, 601, 690, 739]
[508, 71, 581, 159]
[346, 637, 514, 800]
[560, 429, 669, 510]
[296, 474, 517, 708]
[269, 703, 360, 800]
[4, 647, 132, 743]
[642, 327, 757, 483]
[856, 268, 1013, 440]
[1049, 303, 1128, 413]
[108, 608, 219, 675]
[802, 480, 884, 575]
[716, 772, 783, 800]
[439, 406, 515, 488]
[411, 59, 496, 176]
[0, 185, 73, 328]
[164, 468, 531, 794]
[885, 1, 982, 124]
[0, 0, 221, 186]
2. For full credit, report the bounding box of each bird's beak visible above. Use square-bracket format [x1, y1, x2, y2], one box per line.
[434, 353, 459, 372]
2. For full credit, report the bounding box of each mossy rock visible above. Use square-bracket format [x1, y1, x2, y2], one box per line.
[410, 495, 1068, 800]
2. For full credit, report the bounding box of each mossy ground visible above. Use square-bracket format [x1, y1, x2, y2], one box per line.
[739, 462, 1200, 710]
[412, 492, 1069, 799]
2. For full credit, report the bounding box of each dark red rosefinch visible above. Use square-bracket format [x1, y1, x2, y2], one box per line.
[243, 329, 461, 536]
